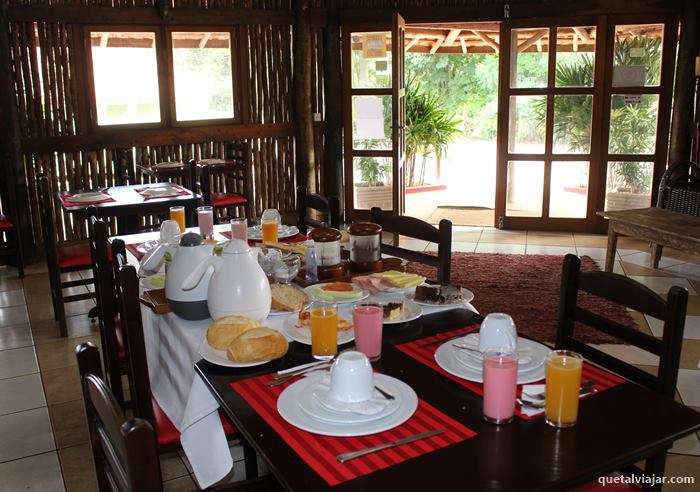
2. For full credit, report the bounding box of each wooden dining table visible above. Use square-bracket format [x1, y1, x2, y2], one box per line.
[196, 308, 700, 491]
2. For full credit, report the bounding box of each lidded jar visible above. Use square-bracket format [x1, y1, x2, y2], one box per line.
[309, 227, 342, 267]
[347, 222, 382, 272]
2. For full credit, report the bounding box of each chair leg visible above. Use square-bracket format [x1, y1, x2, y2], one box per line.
[242, 438, 258, 479]
[643, 451, 668, 492]
[651, 243, 663, 269]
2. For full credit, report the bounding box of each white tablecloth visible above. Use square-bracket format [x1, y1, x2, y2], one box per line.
[121, 225, 478, 488]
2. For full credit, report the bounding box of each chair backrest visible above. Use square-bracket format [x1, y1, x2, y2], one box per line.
[87, 212, 125, 409]
[657, 160, 700, 216]
[111, 240, 156, 425]
[297, 185, 340, 234]
[76, 342, 162, 492]
[36, 174, 62, 280]
[556, 254, 688, 400]
[201, 142, 251, 211]
[370, 207, 452, 284]
[113, 148, 136, 186]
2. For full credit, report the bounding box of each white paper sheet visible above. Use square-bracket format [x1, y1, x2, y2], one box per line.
[354, 97, 385, 140]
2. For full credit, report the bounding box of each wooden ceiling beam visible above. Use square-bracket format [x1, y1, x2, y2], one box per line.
[405, 36, 422, 51]
[198, 32, 212, 49]
[430, 37, 445, 54]
[473, 31, 499, 53]
[573, 26, 592, 43]
[459, 36, 467, 54]
[518, 30, 548, 53]
[444, 28, 461, 46]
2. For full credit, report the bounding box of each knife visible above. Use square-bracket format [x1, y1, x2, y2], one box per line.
[336, 429, 447, 463]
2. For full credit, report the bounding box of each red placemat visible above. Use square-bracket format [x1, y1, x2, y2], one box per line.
[220, 230, 307, 246]
[125, 243, 145, 261]
[396, 327, 625, 420]
[231, 373, 476, 486]
[135, 184, 191, 200]
[60, 192, 116, 207]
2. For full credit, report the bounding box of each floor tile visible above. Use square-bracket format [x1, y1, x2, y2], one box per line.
[621, 251, 685, 270]
[0, 373, 46, 416]
[670, 432, 700, 457]
[0, 305, 29, 328]
[663, 262, 700, 282]
[0, 407, 55, 463]
[573, 234, 608, 248]
[0, 346, 38, 380]
[677, 369, 700, 407]
[398, 238, 428, 251]
[627, 276, 697, 296]
[160, 451, 189, 482]
[35, 335, 101, 372]
[526, 232, 575, 246]
[475, 243, 526, 254]
[451, 241, 477, 253]
[452, 230, 482, 242]
[525, 245, 576, 255]
[59, 444, 97, 492]
[163, 475, 197, 492]
[663, 454, 700, 491]
[32, 316, 100, 343]
[687, 296, 700, 316]
[0, 275, 23, 293]
[0, 323, 33, 350]
[592, 344, 660, 366]
[620, 261, 676, 277]
[574, 247, 607, 260]
[628, 311, 652, 336]
[479, 231, 527, 244]
[0, 290, 25, 308]
[663, 248, 700, 264]
[646, 315, 700, 341]
[679, 339, 700, 370]
[41, 365, 81, 405]
[48, 400, 88, 449]
[0, 451, 65, 492]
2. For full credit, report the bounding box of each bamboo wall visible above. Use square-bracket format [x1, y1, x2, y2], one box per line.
[4, 0, 324, 242]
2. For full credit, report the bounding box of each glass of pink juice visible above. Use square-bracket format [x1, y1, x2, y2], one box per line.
[352, 304, 383, 361]
[230, 217, 248, 242]
[482, 349, 518, 424]
[196, 206, 214, 239]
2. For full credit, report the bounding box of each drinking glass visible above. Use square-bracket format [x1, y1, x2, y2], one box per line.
[482, 349, 518, 424]
[309, 301, 338, 360]
[257, 247, 282, 276]
[352, 303, 383, 361]
[273, 256, 301, 284]
[230, 217, 248, 242]
[196, 206, 214, 239]
[159, 220, 182, 246]
[545, 350, 583, 428]
[261, 208, 281, 244]
[169, 206, 186, 232]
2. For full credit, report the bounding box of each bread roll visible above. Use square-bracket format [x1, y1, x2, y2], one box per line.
[226, 327, 288, 363]
[207, 315, 260, 350]
[271, 284, 308, 312]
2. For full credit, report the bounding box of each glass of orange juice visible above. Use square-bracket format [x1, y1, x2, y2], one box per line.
[169, 206, 186, 233]
[309, 302, 338, 360]
[260, 209, 280, 244]
[545, 350, 583, 428]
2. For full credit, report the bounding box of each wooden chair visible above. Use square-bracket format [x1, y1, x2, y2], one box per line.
[87, 212, 127, 409]
[297, 185, 340, 235]
[0, 214, 24, 278]
[76, 342, 163, 492]
[557, 254, 688, 492]
[199, 142, 252, 222]
[112, 148, 137, 186]
[370, 207, 452, 284]
[37, 174, 95, 337]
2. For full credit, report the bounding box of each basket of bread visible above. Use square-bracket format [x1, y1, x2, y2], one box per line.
[200, 315, 289, 367]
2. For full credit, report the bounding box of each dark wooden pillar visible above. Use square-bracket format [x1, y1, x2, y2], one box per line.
[668, 0, 698, 165]
[0, 6, 32, 263]
[322, 0, 343, 219]
[293, 0, 316, 194]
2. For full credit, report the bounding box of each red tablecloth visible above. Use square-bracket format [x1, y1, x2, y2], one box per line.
[231, 373, 476, 486]
[396, 326, 625, 420]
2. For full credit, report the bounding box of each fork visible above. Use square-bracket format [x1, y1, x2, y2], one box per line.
[522, 379, 598, 401]
[267, 367, 330, 387]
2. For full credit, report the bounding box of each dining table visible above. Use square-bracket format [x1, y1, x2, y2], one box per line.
[116, 224, 700, 491]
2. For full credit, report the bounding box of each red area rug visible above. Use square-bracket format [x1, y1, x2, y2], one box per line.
[406, 253, 636, 344]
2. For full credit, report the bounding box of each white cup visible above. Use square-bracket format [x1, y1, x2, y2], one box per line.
[478, 313, 517, 352]
[329, 351, 374, 403]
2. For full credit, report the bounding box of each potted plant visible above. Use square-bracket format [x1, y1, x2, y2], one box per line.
[354, 155, 393, 210]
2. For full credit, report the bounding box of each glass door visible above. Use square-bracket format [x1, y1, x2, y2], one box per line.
[342, 15, 406, 219]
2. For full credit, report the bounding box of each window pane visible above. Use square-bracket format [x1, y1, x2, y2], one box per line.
[608, 94, 659, 154]
[555, 27, 595, 88]
[612, 24, 663, 87]
[506, 160, 544, 217]
[353, 157, 393, 210]
[508, 95, 546, 153]
[90, 32, 160, 125]
[553, 95, 593, 154]
[352, 32, 392, 89]
[172, 32, 234, 121]
[510, 28, 549, 88]
[549, 161, 589, 218]
[605, 161, 653, 210]
[352, 96, 391, 151]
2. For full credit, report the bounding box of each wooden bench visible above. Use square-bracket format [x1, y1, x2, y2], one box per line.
[597, 207, 700, 272]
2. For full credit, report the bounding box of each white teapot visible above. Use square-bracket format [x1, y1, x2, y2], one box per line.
[181, 239, 271, 321]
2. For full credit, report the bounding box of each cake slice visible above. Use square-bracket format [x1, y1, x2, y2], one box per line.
[382, 302, 403, 320]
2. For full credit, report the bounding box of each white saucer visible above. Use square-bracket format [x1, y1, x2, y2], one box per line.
[278, 373, 418, 436]
[410, 287, 475, 306]
[298, 375, 401, 424]
[248, 225, 299, 241]
[452, 336, 546, 373]
[304, 285, 369, 304]
[434, 338, 548, 384]
[198, 339, 272, 368]
[281, 315, 355, 346]
[140, 273, 165, 290]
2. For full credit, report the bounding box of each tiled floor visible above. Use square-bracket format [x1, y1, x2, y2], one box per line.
[1, 227, 699, 491]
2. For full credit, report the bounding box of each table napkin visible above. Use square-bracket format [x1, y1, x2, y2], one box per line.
[135, 184, 191, 200]
[60, 191, 115, 207]
[313, 376, 391, 415]
[519, 384, 547, 418]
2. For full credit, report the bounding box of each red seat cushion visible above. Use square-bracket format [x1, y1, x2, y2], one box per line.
[57, 243, 93, 269]
[114, 318, 125, 360]
[572, 472, 643, 492]
[151, 398, 238, 448]
[0, 215, 13, 230]
[210, 192, 247, 207]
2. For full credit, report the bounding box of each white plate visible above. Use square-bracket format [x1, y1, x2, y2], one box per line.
[268, 284, 308, 316]
[304, 285, 369, 304]
[377, 298, 423, 325]
[248, 225, 300, 241]
[298, 375, 401, 425]
[137, 240, 160, 254]
[66, 192, 112, 203]
[453, 337, 548, 373]
[198, 339, 272, 368]
[434, 338, 549, 384]
[277, 373, 418, 436]
[410, 287, 475, 307]
[140, 273, 165, 290]
[281, 314, 355, 346]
